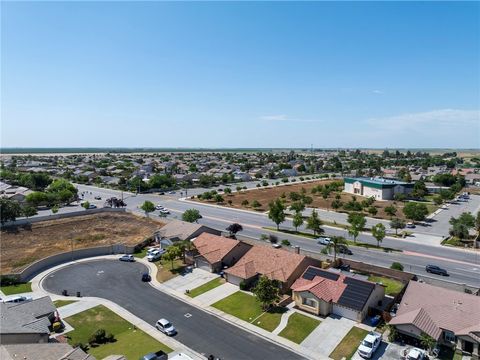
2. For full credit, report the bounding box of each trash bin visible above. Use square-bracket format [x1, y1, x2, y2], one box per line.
[62, 290, 68, 296]
[76, 291, 81, 297]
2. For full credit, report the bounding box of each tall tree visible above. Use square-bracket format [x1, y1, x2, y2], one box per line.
[226, 223, 243, 237]
[347, 213, 366, 243]
[371, 223, 386, 247]
[390, 218, 406, 235]
[292, 211, 304, 232]
[140, 200, 155, 217]
[403, 202, 429, 222]
[326, 236, 348, 262]
[0, 198, 22, 225]
[268, 198, 286, 230]
[306, 209, 323, 236]
[252, 276, 280, 310]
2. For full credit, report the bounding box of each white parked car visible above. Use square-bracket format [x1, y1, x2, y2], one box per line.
[406, 222, 415, 228]
[155, 205, 164, 210]
[358, 331, 382, 358]
[155, 318, 176, 336]
[317, 236, 332, 245]
[404, 347, 427, 360]
[147, 249, 165, 262]
[119, 254, 135, 262]
[159, 209, 170, 215]
[3, 295, 33, 304]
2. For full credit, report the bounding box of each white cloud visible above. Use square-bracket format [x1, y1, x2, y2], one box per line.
[259, 114, 321, 123]
[372, 89, 384, 94]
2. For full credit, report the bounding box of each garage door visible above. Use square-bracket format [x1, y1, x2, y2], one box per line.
[195, 258, 212, 272]
[226, 274, 243, 286]
[332, 304, 360, 321]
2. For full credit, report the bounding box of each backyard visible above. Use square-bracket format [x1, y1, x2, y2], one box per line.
[367, 275, 404, 296]
[155, 258, 187, 283]
[278, 312, 321, 344]
[329, 326, 369, 360]
[212, 291, 286, 332]
[64, 305, 172, 360]
[0, 212, 164, 274]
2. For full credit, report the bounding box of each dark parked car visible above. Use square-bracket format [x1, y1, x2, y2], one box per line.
[425, 265, 448, 276]
[141, 273, 152, 282]
[338, 245, 353, 255]
[140, 350, 168, 360]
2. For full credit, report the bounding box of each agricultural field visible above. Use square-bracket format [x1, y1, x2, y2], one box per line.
[194, 179, 409, 220]
[1, 212, 164, 274]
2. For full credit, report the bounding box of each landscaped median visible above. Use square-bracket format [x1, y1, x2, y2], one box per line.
[186, 277, 225, 298]
[64, 305, 172, 359]
[212, 291, 286, 332]
[329, 326, 368, 360]
[278, 312, 321, 344]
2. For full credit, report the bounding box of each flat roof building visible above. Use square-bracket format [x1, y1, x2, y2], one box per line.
[344, 177, 414, 200]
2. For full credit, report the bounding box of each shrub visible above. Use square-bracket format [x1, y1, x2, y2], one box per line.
[241, 200, 249, 206]
[390, 262, 404, 271]
[239, 280, 247, 290]
[281, 239, 291, 246]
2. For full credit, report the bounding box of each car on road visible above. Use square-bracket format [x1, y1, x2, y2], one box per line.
[140, 350, 168, 360]
[338, 245, 353, 255]
[272, 243, 282, 248]
[155, 205, 164, 210]
[119, 254, 134, 262]
[425, 264, 448, 276]
[357, 331, 382, 358]
[94, 196, 102, 200]
[317, 236, 331, 245]
[3, 295, 33, 304]
[168, 191, 176, 194]
[406, 222, 415, 228]
[155, 318, 177, 336]
[159, 209, 170, 215]
[141, 273, 151, 282]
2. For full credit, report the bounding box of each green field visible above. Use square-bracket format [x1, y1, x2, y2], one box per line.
[330, 327, 368, 360]
[65, 305, 172, 359]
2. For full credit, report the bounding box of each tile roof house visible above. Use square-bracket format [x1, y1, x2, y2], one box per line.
[224, 246, 318, 292]
[0, 296, 57, 344]
[0, 343, 95, 360]
[153, 220, 221, 249]
[390, 281, 480, 359]
[192, 233, 252, 273]
[291, 266, 385, 322]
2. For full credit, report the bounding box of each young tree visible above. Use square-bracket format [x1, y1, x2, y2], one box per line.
[306, 209, 323, 236]
[82, 201, 90, 210]
[390, 262, 404, 271]
[449, 212, 476, 240]
[347, 212, 366, 243]
[281, 239, 291, 246]
[163, 245, 182, 269]
[22, 205, 38, 219]
[268, 198, 285, 230]
[292, 211, 304, 232]
[371, 223, 386, 247]
[51, 205, 59, 214]
[251, 200, 261, 209]
[367, 206, 378, 217]
[226, 223, 243, 237]
[384, 205, 397, 218]
[390, 218, 406, 235]
[403, 202, 429, 222]
[182, 209, 202, 223]
[252, 276, 280, 310]
[0, 198, 22, 225]
[289, 202, 305, 213]
[326, 236, 348, 262]
[140, 200, 155, 217]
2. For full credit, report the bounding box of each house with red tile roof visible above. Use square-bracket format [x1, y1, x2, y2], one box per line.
[192, 233, 251, 273]
[291, 266, 385, 322]
[389, 281, 480, 359]
[224, 246, 318, 292]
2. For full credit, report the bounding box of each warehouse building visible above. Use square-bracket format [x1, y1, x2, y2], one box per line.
[344, 177, 414, 200]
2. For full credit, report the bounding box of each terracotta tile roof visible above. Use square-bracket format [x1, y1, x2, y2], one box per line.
[224, 246, 306, 282]
[193, 233, 241, 264]
[390, 281, 480, 340]
[292, 275, 347, 303]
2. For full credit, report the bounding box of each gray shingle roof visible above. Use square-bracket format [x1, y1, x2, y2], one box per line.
[1, 343, 96, 360]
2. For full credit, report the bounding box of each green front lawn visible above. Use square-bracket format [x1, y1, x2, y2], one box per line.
[212, 291, 286, 332]
[330, 327, 369, 360]
[186, 277, 224, 298]
[65, 305, 172, 359]
[53, 300, 78, 308]
[156, 258, 186, 283]
[367, 276, 404, 295]
[279, 313, 321, 344]
[0, 282, 32, 295]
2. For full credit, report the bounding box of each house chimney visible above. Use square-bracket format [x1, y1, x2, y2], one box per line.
[294, 246, 300, 254]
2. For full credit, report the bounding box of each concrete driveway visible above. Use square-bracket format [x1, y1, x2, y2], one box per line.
[163, 268, 219, 293]
[350, 341, 390, 360]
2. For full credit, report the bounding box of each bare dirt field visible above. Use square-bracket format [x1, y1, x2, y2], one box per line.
[0, 212, 164, 274]
[194, 180, 408, 220]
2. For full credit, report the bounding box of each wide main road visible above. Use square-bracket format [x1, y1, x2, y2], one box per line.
[74, 184, 480, 287]
[43, 260, 304, 360]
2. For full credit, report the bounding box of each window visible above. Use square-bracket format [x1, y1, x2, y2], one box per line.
[444, 331, 455, 342]
[302, 297, 317, 307]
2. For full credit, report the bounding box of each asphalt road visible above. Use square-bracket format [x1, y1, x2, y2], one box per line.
[42, 260, 305, 360]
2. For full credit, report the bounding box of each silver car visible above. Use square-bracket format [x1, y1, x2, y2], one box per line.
[155, 318, 176, 336]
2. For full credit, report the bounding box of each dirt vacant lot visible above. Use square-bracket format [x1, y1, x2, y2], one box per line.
[1, 212, 164, 274]
[194, 180, 408, 220]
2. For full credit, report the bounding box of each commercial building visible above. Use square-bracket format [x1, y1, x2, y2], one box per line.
[344, 177, 414, 200]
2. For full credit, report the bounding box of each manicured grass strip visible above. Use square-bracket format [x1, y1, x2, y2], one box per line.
[279, 312, 321, 344]
[187, 278, 224, 298]
[367, 276, 404, 295]
[53, 300, 78, 308]
[133, 248, 149, 258]
[253, 307, 287, 332]
[329, 327, 368, 360]
[212, 292, 263, 322]
[65, 305, 172, 359]
[0, 282, 32, 295]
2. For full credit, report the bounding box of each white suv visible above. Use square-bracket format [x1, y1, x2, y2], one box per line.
[358, 331, 381, 358]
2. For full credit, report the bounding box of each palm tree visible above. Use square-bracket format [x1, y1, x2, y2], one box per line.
[420, 332, 436, 354]
[326, 236, 348, 262]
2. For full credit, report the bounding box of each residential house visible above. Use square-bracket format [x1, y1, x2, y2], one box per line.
[192, 233, 251, 272]
[389, 281, 480, 359]
[224, 246, 318, 292]
[0, 343, 95, 360]
[291, 266, 385, 322]
[0, 296, 57, 344]
[153, 220, 221, 249]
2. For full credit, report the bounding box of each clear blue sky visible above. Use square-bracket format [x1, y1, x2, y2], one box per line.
[2, 1, 479, 149]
